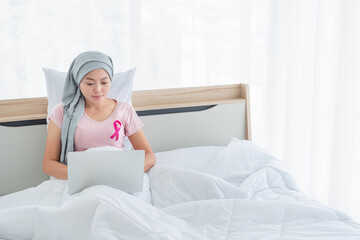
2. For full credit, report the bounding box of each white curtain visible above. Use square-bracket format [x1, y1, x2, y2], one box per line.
[251, 0, 360, 221]
[0, 0, 261, 99]
[1, 0, 359, 222]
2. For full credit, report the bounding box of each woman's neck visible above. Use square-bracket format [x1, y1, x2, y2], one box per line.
[84, 98, 114, 111]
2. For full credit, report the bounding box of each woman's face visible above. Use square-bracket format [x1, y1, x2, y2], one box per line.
[79, 69, 111, 105]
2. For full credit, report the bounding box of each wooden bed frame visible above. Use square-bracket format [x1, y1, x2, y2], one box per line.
[0, 84, 251, 195]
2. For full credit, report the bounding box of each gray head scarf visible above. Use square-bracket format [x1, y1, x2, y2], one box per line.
[60, 51, 114, 164]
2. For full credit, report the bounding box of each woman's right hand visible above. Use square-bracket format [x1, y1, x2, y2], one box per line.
[43, 120, 68, 179]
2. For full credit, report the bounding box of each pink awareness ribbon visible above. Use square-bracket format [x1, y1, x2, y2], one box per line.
[110, 120, 122, 141]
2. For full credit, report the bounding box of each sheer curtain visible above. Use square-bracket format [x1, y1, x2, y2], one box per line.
[0, 0, 262, 99]
[252, 0, 360, 221]
[1, 0, 359, 221]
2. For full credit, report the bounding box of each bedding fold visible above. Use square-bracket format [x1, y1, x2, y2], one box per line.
[1, 138, 359, 239]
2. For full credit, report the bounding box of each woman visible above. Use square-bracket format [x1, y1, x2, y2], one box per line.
[43, 51, 156, 180]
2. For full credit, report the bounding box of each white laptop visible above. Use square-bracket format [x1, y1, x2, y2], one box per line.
[67, 150, 145, 195]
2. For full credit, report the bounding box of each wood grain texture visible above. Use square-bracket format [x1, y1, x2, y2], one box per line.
[132, 84, 245, 111]
[0, 97, 48, 122]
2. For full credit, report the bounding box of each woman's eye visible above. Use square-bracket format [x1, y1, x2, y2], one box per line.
[86, 83, 93, 86]
[102, 82, 108, 85]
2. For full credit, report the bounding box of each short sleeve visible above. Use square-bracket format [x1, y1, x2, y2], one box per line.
[49, 103, 64, 129]
[124, 106, 144, 137]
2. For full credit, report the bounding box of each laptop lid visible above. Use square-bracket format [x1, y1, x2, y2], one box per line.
[67, 150, 145, 195]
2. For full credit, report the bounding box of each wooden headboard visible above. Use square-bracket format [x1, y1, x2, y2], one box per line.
[0, 84, 251, 195]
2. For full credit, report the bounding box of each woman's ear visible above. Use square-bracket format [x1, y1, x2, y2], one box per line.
[78, 85, 84, 96]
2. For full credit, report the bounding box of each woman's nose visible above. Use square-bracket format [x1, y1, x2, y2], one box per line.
[94, 84, 102, 93]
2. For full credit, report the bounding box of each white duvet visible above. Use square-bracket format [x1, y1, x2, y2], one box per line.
[1, 138, 359, 239]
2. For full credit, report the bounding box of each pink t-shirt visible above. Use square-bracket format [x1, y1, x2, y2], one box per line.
[49, 101, 144, 151]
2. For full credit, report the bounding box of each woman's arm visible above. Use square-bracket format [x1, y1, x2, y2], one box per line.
[43, 120, 68, 179]
[128, 129, 156, 172]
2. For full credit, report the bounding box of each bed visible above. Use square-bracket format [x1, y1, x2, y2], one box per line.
[0, 84, 359, 239]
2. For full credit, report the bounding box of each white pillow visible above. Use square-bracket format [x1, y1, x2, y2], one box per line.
[43, 67, 136, 150]
[203, 138, 286, 186]
[154, 146, 223, 172]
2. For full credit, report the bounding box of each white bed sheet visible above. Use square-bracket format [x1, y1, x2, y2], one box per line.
[1, 138, 360, 239]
